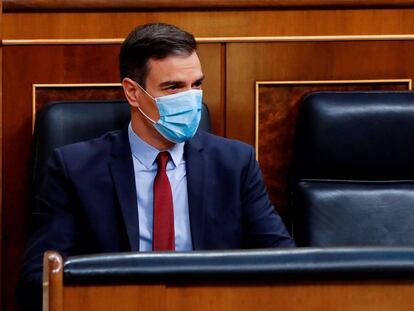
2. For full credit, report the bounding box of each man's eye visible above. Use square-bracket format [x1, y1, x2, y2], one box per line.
[193, 81, 203, 88]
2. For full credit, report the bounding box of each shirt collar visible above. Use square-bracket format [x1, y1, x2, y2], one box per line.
[128, 123, 184, 169]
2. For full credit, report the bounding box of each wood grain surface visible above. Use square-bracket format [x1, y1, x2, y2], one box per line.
[43, 252, 63, 311]
[5, 0, 414, 12]
[60, 281, 414, 311]
[5, 9, 414, 40]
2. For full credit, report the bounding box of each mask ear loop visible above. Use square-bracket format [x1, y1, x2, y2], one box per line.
[135, 82, 156, 101]
[134, 81, 158, 125]
[137, 107, 157, 125]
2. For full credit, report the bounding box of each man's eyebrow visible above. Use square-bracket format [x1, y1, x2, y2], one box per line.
[158, 75, 205, 88]
[159, 80, 185, 88]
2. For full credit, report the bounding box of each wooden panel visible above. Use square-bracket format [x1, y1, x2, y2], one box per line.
[61, 281, 414, 311]
[35, 85, 125, 113]
[227, 41, 414, 144]
[166, 282, 414, 311]
[257, 81, 409, 215]
[226, 40, 414, 220]
[5, 9, 414, 40]
[65, 285, 167, 311]
[5, 0, 414, 11]
[2, 43, 222, 311]
[199, 44, 224, 135]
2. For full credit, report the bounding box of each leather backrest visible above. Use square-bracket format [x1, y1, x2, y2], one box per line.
[292, 91, 414, 180]
[31, 100, 211, 190]
[291, 92, 414, 246]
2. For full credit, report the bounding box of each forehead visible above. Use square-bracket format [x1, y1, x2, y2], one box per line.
[146, 52, 203, 84]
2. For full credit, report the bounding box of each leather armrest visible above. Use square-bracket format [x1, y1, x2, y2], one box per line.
[63, 247, 414, 284]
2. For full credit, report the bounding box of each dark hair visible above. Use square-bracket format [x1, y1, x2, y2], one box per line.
[119, 23, 197, 88]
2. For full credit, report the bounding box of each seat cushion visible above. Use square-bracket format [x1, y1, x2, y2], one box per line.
[293, 181, 414, 246]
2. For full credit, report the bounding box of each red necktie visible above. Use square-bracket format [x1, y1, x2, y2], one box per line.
[153, 151, 175, 251]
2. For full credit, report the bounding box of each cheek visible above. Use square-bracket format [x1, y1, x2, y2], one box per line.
[140, 96, 160, 121]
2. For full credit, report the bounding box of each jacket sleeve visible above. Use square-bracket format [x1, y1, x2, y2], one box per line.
[17, 149, 79, 311]
[241, 145, 296, 248]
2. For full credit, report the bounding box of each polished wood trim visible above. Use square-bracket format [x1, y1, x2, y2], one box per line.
[0, 0, 3, 308]
[254, 79, 413, 158]
[4, 39, 124, 45]
[199, 34, 414, 42]
[255, 82, 260, 160]
[257, 79, 413, 87]
[6, 34, 414, 45]
[32, 83, 122, 130]
[33, 83, 121, 87]
[220, 43, 227, 136]
[5, 0, 414, 12]
[0, 48, 3, 311]
[43, 251, 63, 311]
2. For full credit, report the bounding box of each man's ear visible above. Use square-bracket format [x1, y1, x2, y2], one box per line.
[122, 78, 140, 108]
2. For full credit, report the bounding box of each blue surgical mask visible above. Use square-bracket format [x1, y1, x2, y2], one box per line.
[136, 84, 202, 143]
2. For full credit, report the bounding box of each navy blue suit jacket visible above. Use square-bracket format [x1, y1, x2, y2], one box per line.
[18, 128, 294, 310]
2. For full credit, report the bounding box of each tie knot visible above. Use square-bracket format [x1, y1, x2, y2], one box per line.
[156, 151, 170, 170]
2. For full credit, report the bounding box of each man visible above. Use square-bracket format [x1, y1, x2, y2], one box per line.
[18, 23, 294, 310]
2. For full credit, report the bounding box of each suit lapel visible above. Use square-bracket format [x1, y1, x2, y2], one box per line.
[185, 132, 207, 250]
[109, 128, 140, 251]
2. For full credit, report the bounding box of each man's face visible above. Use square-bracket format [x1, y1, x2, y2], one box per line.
[138, 51, 204, 121]
[124, 50, 204, 149]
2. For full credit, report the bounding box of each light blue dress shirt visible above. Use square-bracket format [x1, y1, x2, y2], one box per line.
[127, 124, 193, 251]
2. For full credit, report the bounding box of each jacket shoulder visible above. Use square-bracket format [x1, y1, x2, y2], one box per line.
[52, 129, 127, 174]
[57, 130, 122, 157]
[195, 130, 254, 155]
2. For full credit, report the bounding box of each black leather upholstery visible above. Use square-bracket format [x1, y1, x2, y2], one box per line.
[291, 92, 414, 246]
[31, 100, 211, 191]
[63, 248, 414, 284]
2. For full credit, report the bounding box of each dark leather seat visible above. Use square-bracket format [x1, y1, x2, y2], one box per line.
[291, 91, 414, 246]
[31, 100, 211, 191]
